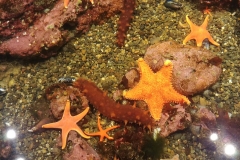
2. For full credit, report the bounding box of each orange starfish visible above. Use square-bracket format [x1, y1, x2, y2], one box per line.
[42, 100, 90, 149]
[86, 116, 119, 141]
[123, 58, 190, 121]
[64, 0, 70, 8]
[203, 7, 212, 16]
[183, 15, 220, 47]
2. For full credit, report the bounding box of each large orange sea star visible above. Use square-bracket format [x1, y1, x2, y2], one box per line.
[123, 58, 190, 121]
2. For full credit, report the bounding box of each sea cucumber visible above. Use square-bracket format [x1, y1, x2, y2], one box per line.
[73, 78, 153, 128]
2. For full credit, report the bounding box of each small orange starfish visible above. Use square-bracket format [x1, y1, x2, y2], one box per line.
[203, 7, 212, 16]
[42, 100, 90, 149]
[86, 116, 119, 142]
[123, 58, 190, 121]
[183, 15, 220, 47]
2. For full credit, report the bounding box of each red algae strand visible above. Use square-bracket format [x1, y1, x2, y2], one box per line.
[116, 0, 136, 47]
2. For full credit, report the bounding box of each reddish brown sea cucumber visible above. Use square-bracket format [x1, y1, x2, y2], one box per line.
[73, 78, 153, 128]
[116, 0, 136, 47]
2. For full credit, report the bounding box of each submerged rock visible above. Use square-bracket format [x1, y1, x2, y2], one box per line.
[144, 41, 222, 95]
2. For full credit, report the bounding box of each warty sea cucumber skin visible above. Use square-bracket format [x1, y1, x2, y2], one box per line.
[73, 78, 153, 128]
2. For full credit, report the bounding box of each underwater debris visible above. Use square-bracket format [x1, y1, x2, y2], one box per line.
[28, 118, 54, 132]
[0, 88, 7, 96]
[58, 77, 76, 83]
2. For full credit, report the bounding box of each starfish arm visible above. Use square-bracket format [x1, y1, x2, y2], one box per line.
[183, 34, 194, 45]
[61, 128, 70, 149]
[207, 35, 220, 46]
[97, 116, 103, 131]
[145, 99, 164, 120]
[105, 125, 120, 132]
[200, 15, 209, 29]
[89, 0, 94, 4]
[103, 134, 114, 141]
[137, 58, 154, 76]
[42, 121, 63, 129]
[85, 131, 106, 141]
[167, 89, 190, 105]
[195, 32, 211, 47]
[62, 100, 71, 118]
[99, 135, 105, 142]
[74, 126, 91, 139]
[85, 131, 101, 137]
[123, 58, 156, 100]
[72, 107, 89, 122]
[123, 87, 145, 100]
[186, 15, 198, 31]
[64, 0, 70, 8]
[157, 60, 173, 80]
[196, 40, 204, 47]
[97, 131, 115, 141]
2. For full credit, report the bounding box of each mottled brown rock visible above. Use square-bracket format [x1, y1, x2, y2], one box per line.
[0, 0, 123, 58]
[63, 131, 100, 160]
[45, 83, 89, 119]
[121, 68, 140, 88]
[155, 104, 191, 137]
[144, 41, 222, 95]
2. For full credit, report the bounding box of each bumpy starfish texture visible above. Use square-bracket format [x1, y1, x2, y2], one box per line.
[123, 58, 190, 120]
[183, 15, 219, 47]
[42, 100, 90, 149]
[86, 116, 119, 141]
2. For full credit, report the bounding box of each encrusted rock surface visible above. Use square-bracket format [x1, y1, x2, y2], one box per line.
[0, 0, 123, 58]
[144, 41, 222, 95]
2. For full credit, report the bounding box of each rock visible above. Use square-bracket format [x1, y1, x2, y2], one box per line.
[144, 41, 222, 95]
[155, 104, 191, 137]
[0, 0, 123, 58]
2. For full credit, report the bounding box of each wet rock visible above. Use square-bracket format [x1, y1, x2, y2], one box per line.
[144, 41, 222, 95]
